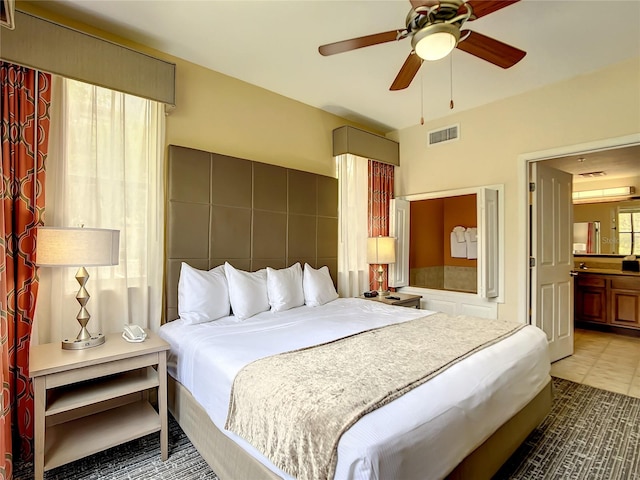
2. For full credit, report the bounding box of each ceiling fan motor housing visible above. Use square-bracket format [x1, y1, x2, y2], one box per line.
[406, 0, 470, 33]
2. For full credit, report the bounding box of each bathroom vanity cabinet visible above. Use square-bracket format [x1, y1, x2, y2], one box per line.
[575, 271, 640, 330]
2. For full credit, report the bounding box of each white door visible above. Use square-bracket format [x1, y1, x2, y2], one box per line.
[531, 163, 574, 362]
[388, 199, 409, 288]
[478, 188, 499, 299]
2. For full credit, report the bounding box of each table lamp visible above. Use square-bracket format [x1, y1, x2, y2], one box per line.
[36, 227, 120, 349]
[367, 236, 396, 296]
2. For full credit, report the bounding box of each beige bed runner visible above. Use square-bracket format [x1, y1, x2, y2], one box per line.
[225, 313, 525, 480]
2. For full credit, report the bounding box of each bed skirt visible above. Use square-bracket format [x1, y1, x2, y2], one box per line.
[168, 375, 553, 480]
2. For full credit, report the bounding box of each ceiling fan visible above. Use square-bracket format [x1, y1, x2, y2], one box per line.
[318, 0, 526, 91]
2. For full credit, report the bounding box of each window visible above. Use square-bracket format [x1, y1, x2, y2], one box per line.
[36, 76, 165, 344]
[618, 209, 640, 255]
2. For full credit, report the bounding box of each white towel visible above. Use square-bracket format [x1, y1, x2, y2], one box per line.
[452, 226, 466, 243]
[450, 231, 467, 258]
[465, 228, 478, 260]
[465, 227, 477, 242]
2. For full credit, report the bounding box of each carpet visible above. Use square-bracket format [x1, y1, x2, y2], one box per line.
[494, 377, 640, 480]
[13, 377, 640, 479]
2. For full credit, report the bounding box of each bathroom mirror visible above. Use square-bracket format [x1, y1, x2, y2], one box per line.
[573, 199, 640, 255]
[573, 221, 600, 254]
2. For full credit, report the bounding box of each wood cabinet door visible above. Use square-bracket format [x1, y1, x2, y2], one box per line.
[575, 273, 607, 323]
[610, 289, 640, 328]
[575, 284, 607, 323]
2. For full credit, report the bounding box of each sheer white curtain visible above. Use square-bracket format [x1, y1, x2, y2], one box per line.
[337, 154, 370, 298]
[35, 77, 165, 344]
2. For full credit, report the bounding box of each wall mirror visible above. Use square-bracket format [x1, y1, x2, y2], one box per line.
[573, 199, 640, 255]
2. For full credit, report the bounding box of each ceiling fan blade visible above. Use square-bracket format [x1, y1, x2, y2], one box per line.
[464, 0, 520, 19]
[390, 53, 423, 91]
[456, 30, 526, 68]
[319, 30, 400, 56]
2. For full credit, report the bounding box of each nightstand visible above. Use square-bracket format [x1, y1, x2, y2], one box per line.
[29, 329, 170, 480]
[360, 292, 422, 309]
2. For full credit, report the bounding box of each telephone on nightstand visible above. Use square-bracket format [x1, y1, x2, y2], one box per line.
[122, 324, 147, 343]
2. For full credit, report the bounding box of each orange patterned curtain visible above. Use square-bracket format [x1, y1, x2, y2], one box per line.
[1, 62, 51, 476]
[368, 160, 394, 290]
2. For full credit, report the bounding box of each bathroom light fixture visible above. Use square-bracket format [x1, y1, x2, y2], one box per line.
[412, 24, 460, 61]
[572, 186, 635, 201]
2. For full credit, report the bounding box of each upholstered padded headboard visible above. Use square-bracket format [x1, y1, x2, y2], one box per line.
[165, 145, 338, 322]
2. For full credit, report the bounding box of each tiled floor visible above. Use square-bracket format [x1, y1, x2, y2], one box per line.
[551, 328, 640, 398]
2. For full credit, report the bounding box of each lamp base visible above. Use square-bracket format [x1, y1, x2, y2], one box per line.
[62, 333, 105, 350]
[375, 265, 389, 299]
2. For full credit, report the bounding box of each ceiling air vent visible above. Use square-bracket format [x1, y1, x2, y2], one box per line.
[428, 124, 459, 146]
[579, 171, 606, 178]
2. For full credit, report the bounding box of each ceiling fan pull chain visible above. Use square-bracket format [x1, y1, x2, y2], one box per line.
[420, 74, 425, 125]
[449, 54, 455, 110]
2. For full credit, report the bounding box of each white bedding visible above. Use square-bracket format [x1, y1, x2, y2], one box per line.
[159, 298, 550, 480]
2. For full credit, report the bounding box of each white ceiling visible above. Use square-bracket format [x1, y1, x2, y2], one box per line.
[34, 0, 640, 134]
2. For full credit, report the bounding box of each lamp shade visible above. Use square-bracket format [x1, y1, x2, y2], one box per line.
[367, 236, 396, 265]
[37, 227, 120, 267]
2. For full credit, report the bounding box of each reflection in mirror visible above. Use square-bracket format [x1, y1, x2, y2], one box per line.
[573, 199, 640, 255]
[409, 194, 477, 293]
[618, 208, 640, 255]
[573, 222, 600, 254]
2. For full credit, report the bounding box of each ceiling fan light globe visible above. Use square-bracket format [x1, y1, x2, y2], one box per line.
[412, 24, 460, 61]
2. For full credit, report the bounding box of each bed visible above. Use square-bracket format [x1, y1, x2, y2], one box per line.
[160, 296, 551, 480]
[161, 145, 552, 480]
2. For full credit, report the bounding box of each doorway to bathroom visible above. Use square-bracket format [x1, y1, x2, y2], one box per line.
[521, 134, 640, 363]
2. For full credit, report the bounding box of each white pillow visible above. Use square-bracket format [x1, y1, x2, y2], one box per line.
[303, 264, 338, 307]
[267, 263, 304, 312]
[178, 263, 230, 324]
[225, 262, 270, 320]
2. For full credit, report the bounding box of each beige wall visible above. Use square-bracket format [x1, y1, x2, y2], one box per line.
[166, 60, 353, 177]
[391, 57, 640, 322]
[18, 1, 372, 179]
